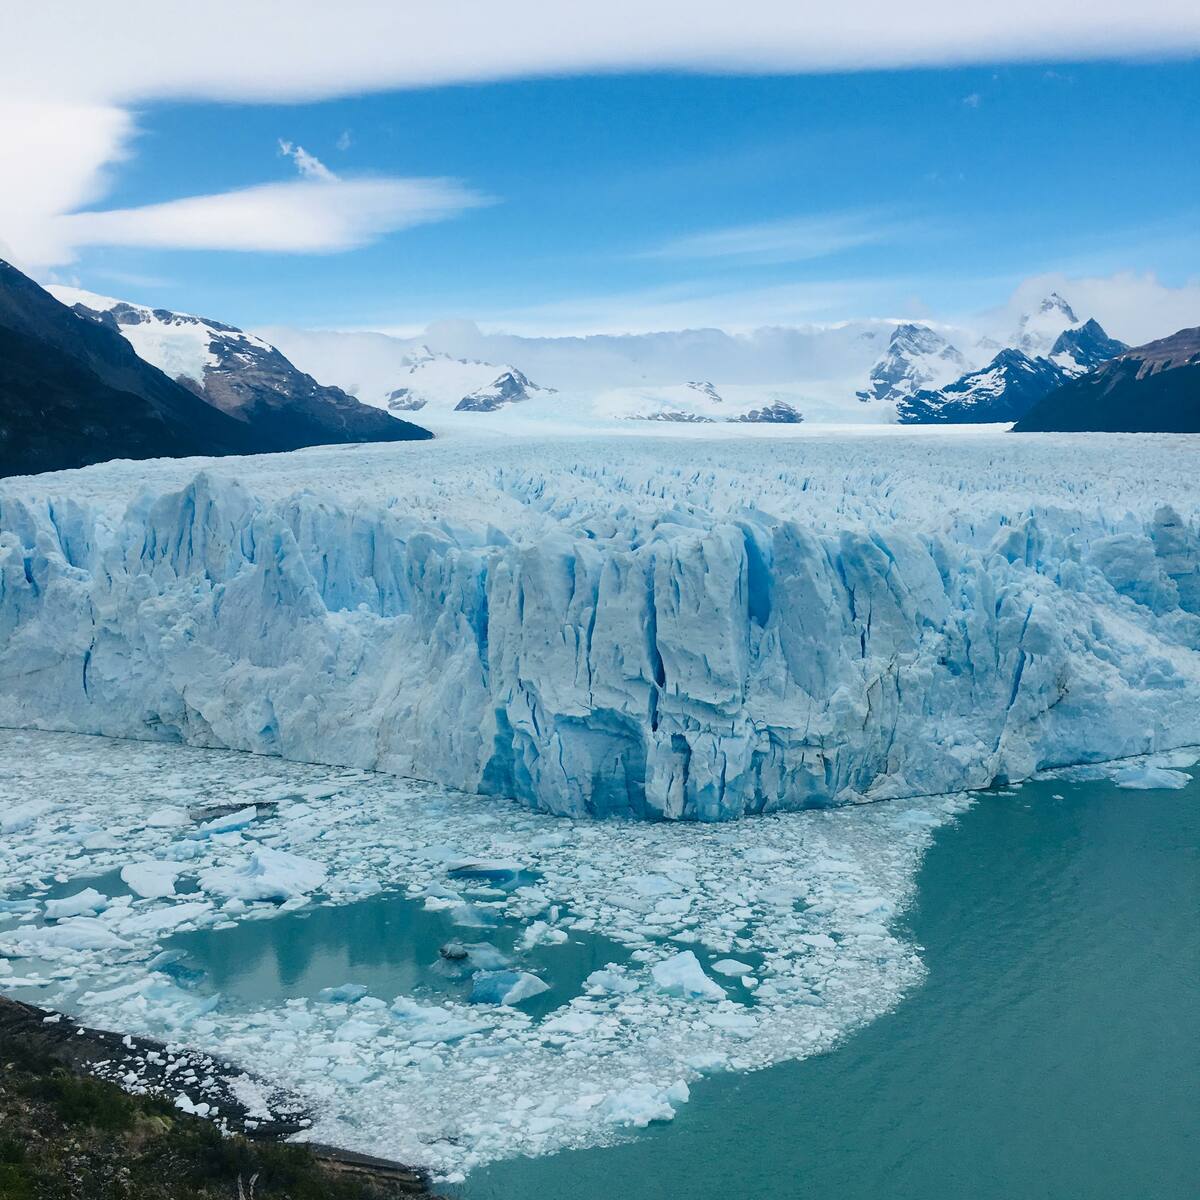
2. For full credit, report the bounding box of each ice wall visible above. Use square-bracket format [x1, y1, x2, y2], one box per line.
[3, 436, 1200, 819]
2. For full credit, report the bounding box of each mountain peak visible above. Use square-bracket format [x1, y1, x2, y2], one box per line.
[1038, 292, 1078, 323]
[857, 322, 967, 403]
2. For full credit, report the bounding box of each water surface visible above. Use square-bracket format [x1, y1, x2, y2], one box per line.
[461, 774, 1200, 1200]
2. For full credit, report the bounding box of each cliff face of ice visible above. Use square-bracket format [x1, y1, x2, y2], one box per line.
[3, 435, 1200, 820]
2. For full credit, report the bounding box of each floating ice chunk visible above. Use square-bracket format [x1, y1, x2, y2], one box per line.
[82, 830, 122, 850]
[114, 900, 212, 938]
[706, 1010, 758, 1037]
[651, 951, 725, 1001]
[850, 895, 893, 917]
[44, 888, 109, 919]
[541, 1011, 601, 1036]
[469, 970, 550, 1006]
[1, 800, 53, 834]
[463, 943, 511, 971]
[191, 806, 258, 838]
[602, 1080, 690, 1127]
[144, 807, 189, 828]
[331, 1063, 373, 1085]
[710, 958, 754, 977]
[319, 983, 369, 1003]
[1112, 765, 1191, 790]
[6, 917, 130, 953]
[198, 846, 326, 902]
[520, 921, 567, 949]
[121, 861, 185, 899]
[390, 997, 490, 1043]
[585, 968, 640, 995]
[447, 858, 524, 882]
[742, 847, 786, 864]
[630, 874, 679, 897]
[1145, 748, 1200, 770]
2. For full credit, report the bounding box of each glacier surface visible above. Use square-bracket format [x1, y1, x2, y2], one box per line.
[3, 432, 1200, 820]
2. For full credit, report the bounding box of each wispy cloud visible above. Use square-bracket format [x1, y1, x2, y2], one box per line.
[52, 176, 489, 258]
[645, 211, 918, 266]
[278, 139, 337, 181]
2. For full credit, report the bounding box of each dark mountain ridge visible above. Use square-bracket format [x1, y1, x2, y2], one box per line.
[0, 260, 430, 479]
[1014, 327, 1200, 433]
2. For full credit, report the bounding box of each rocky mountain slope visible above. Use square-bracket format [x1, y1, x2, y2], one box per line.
[856, 323, 970, 403]
[0, 260, 266, 478]
[53, 287, 430, 451]
[1014, 327, 1200, 433]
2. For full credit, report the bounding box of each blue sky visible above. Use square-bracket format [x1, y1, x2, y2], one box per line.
[5, 7, 1198, 337]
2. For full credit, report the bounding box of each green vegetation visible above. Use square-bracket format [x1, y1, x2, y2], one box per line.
[0, 1024, 428, 1200]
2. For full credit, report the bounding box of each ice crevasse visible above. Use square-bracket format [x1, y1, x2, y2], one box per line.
[2, 435, 1200, 820]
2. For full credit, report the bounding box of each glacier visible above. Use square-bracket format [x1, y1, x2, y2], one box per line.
[3, 431, 1200, 820]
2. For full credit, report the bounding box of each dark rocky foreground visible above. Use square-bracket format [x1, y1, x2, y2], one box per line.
[0, 995, 441, 1199]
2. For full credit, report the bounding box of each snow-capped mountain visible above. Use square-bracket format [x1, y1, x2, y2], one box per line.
[1048, 318, 1128, 373]
[1012, 291, 1080, 357]
[899, 302, 1127, 424]
[372, 346, 554, 416]
[728, 400, 803, 423]
[259, 319, 905, 400]
[455, 368, 554, 412]
[856, 322, 970, 403]
[1, 259, 264, 477]
[593, 381, 819, 424]
[897, 349, 1068, 424]
[50, 286, 428, 449]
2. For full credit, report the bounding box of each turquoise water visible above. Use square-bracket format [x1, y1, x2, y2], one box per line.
[162, 884, 634, 1021]
[460, 774, 1200, 1200]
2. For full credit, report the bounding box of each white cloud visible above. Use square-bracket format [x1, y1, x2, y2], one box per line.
[4, 2, 1199, 277]
[998, 271, 1200, 345]
[0, 100, 135, 270]
[647, 212, 912, 265]
[278, 140, 337, 182]
[7, 3, 1200, 105]
[53, 177, 488, 257]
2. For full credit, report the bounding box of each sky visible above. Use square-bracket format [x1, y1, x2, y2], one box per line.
[4, 3, 1199, 340]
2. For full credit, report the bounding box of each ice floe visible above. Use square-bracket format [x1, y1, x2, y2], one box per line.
[0, 728, 979, 1177]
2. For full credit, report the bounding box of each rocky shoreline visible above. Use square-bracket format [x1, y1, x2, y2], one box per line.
[0, 995, 440, 1198]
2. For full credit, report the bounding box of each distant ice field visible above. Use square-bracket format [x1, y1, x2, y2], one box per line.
[3, 430, 1200, 819]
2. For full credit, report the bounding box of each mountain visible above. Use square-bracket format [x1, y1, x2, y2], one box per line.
[258, 318, 907, 397]
[0, 259, 266, 478]
[454, 368, 554, 412]
[362, 345, 556, 417]
[856, 323, 969, 403]
[897, 348, 1069, 424]
[1014, 327, 1200, 433]
[1048, 318, 1128, 372]
[898, 309, 1127, 425]
[728, 400, 803, 423]
[53, 288, 430, 451]
[1013, 291, 1080, 357]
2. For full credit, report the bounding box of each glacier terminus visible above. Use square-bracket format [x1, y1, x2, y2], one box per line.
[3, 430, 1200, 821]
